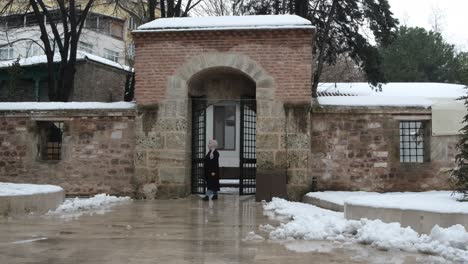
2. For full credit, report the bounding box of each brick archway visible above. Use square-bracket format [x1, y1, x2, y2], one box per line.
[133, 26, 314, 200]
[167, 53, 275, 101]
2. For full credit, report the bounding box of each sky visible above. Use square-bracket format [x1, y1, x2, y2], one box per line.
[388, 0, 468, 51]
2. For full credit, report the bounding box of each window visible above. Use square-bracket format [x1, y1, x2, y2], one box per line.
[110, 21, 124, 39]
[214, 104, 236, 150]
[38, 121, 64, 161]
[127, 43, 135, 59]
[78, 41, 93, 54]
[85, 16, 99, 30]
[400, 121, 426, 163]
[128, 16, 138, 30]
[0, 46, 14, 60]
[104, 48, 119, 62]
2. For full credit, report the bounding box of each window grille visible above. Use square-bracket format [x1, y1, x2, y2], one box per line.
[400, 121, 425, 163]
[38, 121, 64, 161]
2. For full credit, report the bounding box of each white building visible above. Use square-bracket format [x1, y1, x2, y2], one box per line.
[0, 11, 129, 65]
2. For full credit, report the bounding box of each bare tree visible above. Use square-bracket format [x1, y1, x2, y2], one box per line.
[320, 55, 366, 83]
[1, 0, 96, 101]
[192, 0, 243, 16]
[429, 4, 446, 34]
[108, 0, 202, 23]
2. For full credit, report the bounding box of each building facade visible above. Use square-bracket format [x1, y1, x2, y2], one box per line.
[0, 10, 128, 65]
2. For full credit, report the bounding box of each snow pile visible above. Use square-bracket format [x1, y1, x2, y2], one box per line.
[243, 231, 265, 242]
[47, 193, 131, 218]
[137, 15, 313, 31]
[0, 182, 63, 196]
[0, 101, 136, 111]
[345, 191, 468, 214]
[263, 198, 468, 262]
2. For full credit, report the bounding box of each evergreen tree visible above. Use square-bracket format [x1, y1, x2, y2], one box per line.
[452, 91, 468, 201]
[236, 0, 398, 97]
[380, 26, 467, 85]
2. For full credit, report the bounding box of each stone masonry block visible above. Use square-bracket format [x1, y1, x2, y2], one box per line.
[257, 134, 279, 149]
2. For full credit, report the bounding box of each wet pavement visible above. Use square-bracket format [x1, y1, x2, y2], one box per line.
[0, 195, 448, 264]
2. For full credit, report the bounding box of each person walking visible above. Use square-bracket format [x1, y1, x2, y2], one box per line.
[203, 139, 220, 201]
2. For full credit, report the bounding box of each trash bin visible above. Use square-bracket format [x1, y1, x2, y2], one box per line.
[256, 169, 287, 202]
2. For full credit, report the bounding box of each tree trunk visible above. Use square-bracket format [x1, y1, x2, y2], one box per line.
[312, 0, 338, 98]
[149, 0, 157, 20]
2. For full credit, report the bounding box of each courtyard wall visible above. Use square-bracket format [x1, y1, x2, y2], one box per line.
[310, 106, 456, 192]
[0, 108, 136, 196]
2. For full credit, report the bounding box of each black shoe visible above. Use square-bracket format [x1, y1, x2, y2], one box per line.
[202, 196, 209, 201]
[212, 195, 218, 200]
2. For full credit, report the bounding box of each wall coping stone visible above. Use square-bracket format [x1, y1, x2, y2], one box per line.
[312, 104, 431, 115]
[0, 108, 136, 118]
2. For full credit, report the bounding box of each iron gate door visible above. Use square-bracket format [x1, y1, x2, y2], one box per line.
[239, 98, 256, 195]
[191, 97, 207, 194]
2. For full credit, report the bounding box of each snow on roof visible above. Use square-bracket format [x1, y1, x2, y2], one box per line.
[0, 102, 136, 111]
[317, 82, 467, 108]
[136, 15, 314, 32]
[0, 51, 132, 72]
[318, 96, 434, 108]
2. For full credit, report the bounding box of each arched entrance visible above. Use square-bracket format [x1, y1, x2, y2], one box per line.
[189, 67, 256, 195]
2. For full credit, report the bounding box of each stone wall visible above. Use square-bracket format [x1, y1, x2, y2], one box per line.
[310, 106, 456, 192]
[72, 60, 130, 102]
[0, 109, 136, 197]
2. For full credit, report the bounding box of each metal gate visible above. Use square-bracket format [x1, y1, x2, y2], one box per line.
[191, 97, 207, 194]
[239, 98, 256, 195]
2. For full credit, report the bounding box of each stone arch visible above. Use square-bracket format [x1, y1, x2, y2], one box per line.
[167, 53, 275, 100]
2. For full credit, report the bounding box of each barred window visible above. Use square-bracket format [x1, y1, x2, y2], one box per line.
[38, 121, 64, 161]
[399, 121, 425, 163]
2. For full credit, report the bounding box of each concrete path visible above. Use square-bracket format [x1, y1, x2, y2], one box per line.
[0, 195, 446, 264]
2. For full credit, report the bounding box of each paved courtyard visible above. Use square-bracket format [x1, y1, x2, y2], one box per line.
[0, 195, 446, 264]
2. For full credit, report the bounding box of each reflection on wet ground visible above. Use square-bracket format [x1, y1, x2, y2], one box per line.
[0, 195, 447, 264]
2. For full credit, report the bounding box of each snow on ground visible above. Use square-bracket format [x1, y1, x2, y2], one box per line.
[0, 182, 63, 196]
[137, 15, 313, 32]
[346, 191, 468, 214]
[307, 191, 468, 214]
[0, 101, 136, 111]
[306, 191, 380, 206]
[47, 194, 131, 219]
[263, 198, 468, 262]
[219, 187, 239, 194]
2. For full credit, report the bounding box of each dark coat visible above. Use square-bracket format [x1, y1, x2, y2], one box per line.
[204, 150, 220, 191]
